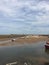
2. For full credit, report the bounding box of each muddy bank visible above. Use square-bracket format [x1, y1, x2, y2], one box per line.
[0, 36, 48, 46]
[15, 36, 48, 43]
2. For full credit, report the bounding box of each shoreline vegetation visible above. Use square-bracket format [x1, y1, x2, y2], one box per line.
[0, 34, 49, 46]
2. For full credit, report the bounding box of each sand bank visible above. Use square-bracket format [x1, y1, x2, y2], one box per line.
[0, 36, 48, 46]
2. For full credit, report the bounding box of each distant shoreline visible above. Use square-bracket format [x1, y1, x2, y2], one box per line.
[0, 35, 48, 46]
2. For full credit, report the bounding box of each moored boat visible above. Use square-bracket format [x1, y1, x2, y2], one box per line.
[11, 39, 16, 42]
[46, 42, 49, 44]
[45, 44, 49, 49]
[45, 41, 49, 49]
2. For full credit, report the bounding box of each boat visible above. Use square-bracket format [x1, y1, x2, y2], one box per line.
[45, 45, 49, 49]
[11, 39, 16, 42]
[45, 42, 49, 49]
[46, 42, 49, 44]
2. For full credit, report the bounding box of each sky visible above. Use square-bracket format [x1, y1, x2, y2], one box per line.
[0, 0, 49, 34]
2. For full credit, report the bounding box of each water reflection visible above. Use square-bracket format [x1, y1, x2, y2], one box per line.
[45, 48, 49, 54]
[0, 41, 49, 65]
[44, 62, 49, 65]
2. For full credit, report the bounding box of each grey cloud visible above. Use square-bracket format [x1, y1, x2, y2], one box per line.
[0, 0, 49, 34]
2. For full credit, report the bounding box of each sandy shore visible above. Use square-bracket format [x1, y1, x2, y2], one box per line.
[0, 36, 48, 46]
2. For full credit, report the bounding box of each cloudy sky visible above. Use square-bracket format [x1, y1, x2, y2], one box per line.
[0, 0, 49, 34]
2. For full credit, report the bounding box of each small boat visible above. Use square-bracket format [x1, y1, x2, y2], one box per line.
[46, 42, 49, 44]
[45, 41, 49, 49]
[11, 39, 16, 42]
[45, 45, 49, 49]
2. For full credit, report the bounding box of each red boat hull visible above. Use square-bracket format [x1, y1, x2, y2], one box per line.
[45, 45, 49, 49]
[46, 42, 49, 44]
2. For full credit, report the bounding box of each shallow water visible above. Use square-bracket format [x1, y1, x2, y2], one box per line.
[0, 41, 49, 65]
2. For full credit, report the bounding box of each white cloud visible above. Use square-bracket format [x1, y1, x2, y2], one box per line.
[0, 0, 49, 17]
[0, 0, 49, 34]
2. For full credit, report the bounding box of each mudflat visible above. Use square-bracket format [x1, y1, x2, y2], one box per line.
[0, 35, 48, 46]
